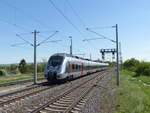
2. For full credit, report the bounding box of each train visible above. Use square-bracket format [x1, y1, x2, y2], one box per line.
[44, 53, 109, 81]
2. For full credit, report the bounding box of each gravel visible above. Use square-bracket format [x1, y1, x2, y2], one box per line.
[0, 71, 106, 113]
[80, 71, 117, 113]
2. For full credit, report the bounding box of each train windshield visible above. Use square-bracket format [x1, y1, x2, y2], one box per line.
[48, 56, 64, 67]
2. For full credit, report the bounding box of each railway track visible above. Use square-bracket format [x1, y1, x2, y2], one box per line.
[0, 83, 55, 107]
[0, 78, 45, 87]
[30, 71, 108, 113]
[0, 71, 100, 108]
[0, 72, 99, 107]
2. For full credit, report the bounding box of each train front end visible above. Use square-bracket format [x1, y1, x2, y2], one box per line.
[44, 55, 64, 81]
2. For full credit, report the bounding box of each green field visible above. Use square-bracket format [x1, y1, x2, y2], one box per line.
[0, 73, 44, 84]
[114, 70, 150, 113]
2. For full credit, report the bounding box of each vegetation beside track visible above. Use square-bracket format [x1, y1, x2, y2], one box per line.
[123, 58, 150, 77]
[0, 59, 46, 84]
[0, 59, 47, 76]
[114, 70, 150, 113]
[0, 73, 44, 84]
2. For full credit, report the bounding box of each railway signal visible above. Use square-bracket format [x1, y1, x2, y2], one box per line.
[100, 48, 116, 61]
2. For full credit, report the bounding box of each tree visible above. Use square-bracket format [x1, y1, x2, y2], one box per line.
[123, 58, 140, 71]
[18, 59, 27, 74]
[135, 62, 150, 76]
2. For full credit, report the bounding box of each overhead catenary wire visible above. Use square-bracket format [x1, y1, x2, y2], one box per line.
[86, 28, 116, 43]
[48, 0, 84, 36]
[65, 0, 86, 28]
[83, 37, 104, 41]
[17, 32, 33, 36]
[37, 30, 59, 33]
[37, 31, 59, 45]
[87, 26, 114, 30]
[0, 19, 30, 32]
[38, 40, 62, 45]
[37, 30, 59, 40]
[16, 34, 33, 46]
[11, 42, 29, 47]
[0, 0, 50, 29]
[12, 30, 59, 48]
[17, 30, 59, 38]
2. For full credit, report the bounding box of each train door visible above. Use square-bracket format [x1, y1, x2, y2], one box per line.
[65, 62, 70, 73]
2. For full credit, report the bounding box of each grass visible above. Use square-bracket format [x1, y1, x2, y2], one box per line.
[136, 76, 150, 85]
[114, 70, 150, 113]
[0, 73, 44, 84]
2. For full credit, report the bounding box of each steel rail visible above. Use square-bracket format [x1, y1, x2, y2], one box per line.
[0, 86, 52, 106]
[0, 78, 45, 87]
[30, 71, 108, 113]
[63, 73, 106, 113]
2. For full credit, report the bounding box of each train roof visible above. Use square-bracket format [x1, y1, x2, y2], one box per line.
[51, 53, 107, 65]
[52, 53, 90, 60]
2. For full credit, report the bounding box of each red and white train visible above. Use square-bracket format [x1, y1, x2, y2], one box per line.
[44, 53, 108, 81]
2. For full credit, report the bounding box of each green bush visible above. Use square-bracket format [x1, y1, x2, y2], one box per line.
[26, 63, 46, 73]
[123, 58, 140, 71]
[37, 63, 46, 73]
[0, 65, 10, 72]
[26, 64, 34, 73]
[135, 62, 150, 76]
[0, 69, 8, 76]
[9, 64, 20, 74]
[109, 61, 116, 67]
[0, 59, 47, 75]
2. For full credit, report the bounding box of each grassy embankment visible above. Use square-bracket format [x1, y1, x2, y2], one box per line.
[115, 70, 150, 113]
[0, 73, 44, 84]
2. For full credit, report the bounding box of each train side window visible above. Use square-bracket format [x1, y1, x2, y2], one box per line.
[78, 65, 80, 71]
[72, 64, 75, 72]
[74, 64, 77, 72]
[77, 64, 79, 71]
[72, 64, 74, 72]
[76, 64, 78, 71]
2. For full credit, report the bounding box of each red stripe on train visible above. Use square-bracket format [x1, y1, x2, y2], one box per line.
[69, 64, 72, 72]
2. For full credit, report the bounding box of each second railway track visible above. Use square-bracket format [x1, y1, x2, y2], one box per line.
[0, 78, 45, 87]
[0, 84, 53, 107]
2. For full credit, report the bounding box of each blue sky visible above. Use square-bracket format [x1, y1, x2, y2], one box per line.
[0, 0, 150, 64]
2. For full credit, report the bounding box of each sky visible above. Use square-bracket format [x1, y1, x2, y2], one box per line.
[0, 0, 150, 64]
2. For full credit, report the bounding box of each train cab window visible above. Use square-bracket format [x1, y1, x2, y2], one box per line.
[48, 56, 64, 67]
